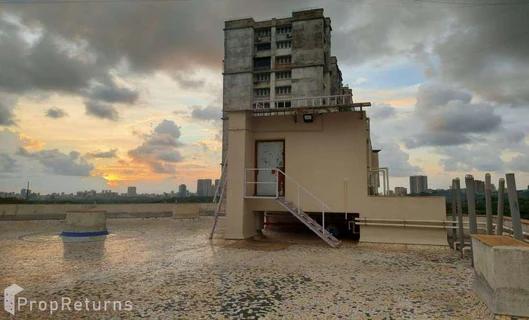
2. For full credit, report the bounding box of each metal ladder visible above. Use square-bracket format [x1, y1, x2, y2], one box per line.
[209, 159, 227, 239]
[276, 196, 341, 248]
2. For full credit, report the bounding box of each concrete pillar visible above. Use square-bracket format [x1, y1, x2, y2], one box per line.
[225, 111, 256, 239]
[496, 178, 505, 235]
[454, 178, 465, 253]
[505, 173, 523, 240]
[465, 174, 478, 234]
[484, 173, 493, 234]
[449, 184, 457, 246]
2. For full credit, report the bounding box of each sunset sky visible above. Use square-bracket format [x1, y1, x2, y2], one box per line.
[1, 0, 528, 194]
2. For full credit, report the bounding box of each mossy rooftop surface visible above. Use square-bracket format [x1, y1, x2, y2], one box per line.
[0, 218, 492, 319]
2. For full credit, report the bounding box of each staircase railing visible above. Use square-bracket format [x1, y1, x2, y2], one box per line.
[253, 94, 354, 110]
[245, 167, 332, 231]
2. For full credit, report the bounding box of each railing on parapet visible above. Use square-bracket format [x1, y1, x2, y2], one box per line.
[252, 94, 370, 112]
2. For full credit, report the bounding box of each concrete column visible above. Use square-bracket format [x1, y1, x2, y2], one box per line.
[449, 184, 457, 246]
[465, 174, 478, 234]
[225, 111, 256, 239]
[505, 173, 523, 240]
[485, 173, 493, 234]
[454, 178, 465, 253]
[496, 178, 505, 235]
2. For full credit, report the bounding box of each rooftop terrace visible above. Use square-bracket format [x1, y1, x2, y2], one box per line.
[0, 217, 492, 319]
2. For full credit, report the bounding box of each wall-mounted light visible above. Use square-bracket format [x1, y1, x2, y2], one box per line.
[303, 113, 313, 123]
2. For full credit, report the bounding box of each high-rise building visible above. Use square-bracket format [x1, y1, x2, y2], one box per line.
[177, 184, 188, 198]
[394, 187, 407, 196]
[409, 176, 428, 194]
[127, 186, 137, 196]
[197, 179, 213, 197]
[222, 9, 352, 162]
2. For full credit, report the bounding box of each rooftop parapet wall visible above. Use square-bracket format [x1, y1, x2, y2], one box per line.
[472, 235, 529, 317]
[225, 9, 325, 30]
[292, 8, 324, 21]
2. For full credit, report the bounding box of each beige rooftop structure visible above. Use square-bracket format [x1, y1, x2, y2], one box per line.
[218, 9, 446, 247]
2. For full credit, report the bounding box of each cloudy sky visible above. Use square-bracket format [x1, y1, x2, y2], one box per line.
[0, 0, 528, 194]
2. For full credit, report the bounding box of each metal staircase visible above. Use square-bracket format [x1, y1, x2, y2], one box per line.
[245, 168, 342, 248]
[276, 196, 342, 248]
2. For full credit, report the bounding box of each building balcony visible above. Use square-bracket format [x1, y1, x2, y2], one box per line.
[255, 50, 271, 58]
[253, 81, 270, 88]
[253, 65, 271, 71]
[252, 94, 371, 114]
[274, 63, 292, 70]
[255, 36, 271, 43]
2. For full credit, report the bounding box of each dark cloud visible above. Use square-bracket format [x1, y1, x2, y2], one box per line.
[0, 100, 16, 126]
[17, 147, 93, 176]
[128, 120, 183, 173]
[86, 149, 118, 158]
[508, 152, 529, 173]
[86, 81, 139, 104]
[439, 145, 505, 173]
[0, 15, 137, 120]
[0, 153, 16, 172]
[434, 7, 529, 106]
[191, 105, 221, 121]
[406, 84, 502, 148]
[378, 141, 421, 177]
[45, 107, 67, 119]
[173, 73, 206, 90]
[85, 100, 118, 121]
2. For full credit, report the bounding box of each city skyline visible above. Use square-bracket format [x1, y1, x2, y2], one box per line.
[1, 1, 529, 193]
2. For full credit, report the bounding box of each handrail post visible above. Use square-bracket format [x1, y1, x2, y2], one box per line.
[275, 169, 279, 199]
[243, 169, 247, 197]
[297, 187, 301, 214]
[322, 210, 325, 232]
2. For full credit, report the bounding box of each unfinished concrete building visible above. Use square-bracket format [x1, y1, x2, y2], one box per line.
[217, 9, 446, 247]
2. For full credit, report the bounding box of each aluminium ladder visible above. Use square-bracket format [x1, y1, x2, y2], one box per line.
[209, 159, 227, 239]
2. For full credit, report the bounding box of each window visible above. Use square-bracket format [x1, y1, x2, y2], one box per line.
[254, 57, 271, 70]
[276, 40, 291, 49]
[276, 101, 291, 108]
[276, 71, 291, 80]
[275, 86, 291, 96]
[254, 73, 270, 82]
[277, 25, 292, 34]
[275, 55, 291, 65]
[255, 28, 271, 38]
[256, 43, 271, 51]
[254, 88, 270, 97]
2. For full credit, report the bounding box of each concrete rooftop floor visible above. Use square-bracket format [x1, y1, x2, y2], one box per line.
[0, 217, 493, 319]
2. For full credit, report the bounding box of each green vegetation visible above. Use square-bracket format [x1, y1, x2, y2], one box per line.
[441, 190, 529, 220]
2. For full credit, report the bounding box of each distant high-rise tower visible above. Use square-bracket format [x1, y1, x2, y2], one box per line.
[177, 184, 188, 198]
[409, 176, 428, 194]
[127, 186, 137, 196]
[197, 179, 213, 197]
